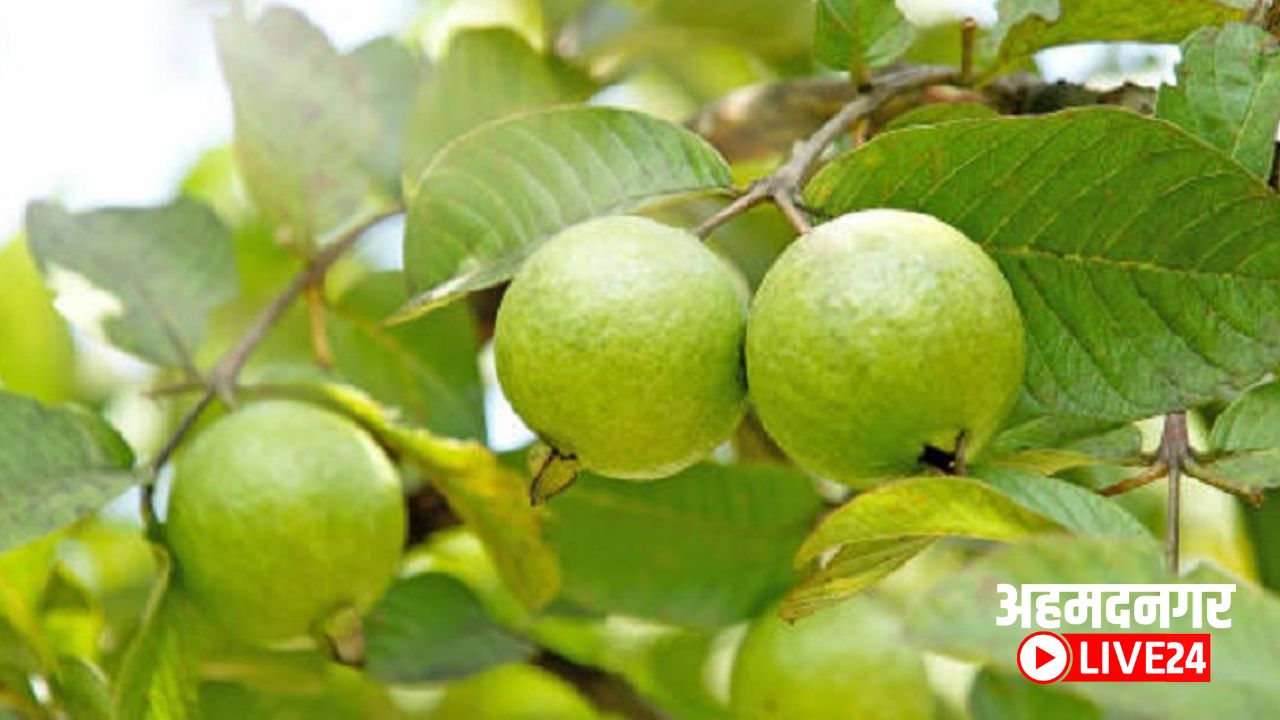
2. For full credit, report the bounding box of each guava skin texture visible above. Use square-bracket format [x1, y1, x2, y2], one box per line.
[746, 209, 1025, 486]
[166, 400, 406, 646]
[730, 597, 933, 720]
[494, 215, 748, 480]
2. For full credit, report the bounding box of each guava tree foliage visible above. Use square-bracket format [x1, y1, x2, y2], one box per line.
[5, 0, 1280, 718]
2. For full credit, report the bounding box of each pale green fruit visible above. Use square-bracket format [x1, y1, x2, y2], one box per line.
[494, 215, 747, 480]
[730, 597, 932, 720]
[429, 664, 598, 720]
[167, 400, 405, 645]
[746, 209, 1025, 485]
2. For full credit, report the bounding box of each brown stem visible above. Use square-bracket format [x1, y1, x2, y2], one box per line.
[305, 275, 334, 368]
[960, 18, 978, 86]
[141, 209, 399, 522]
[693, 65, 955, 239]
[1159, 412, 1189, 574]
[1184, 459, 1266, 507]
[1098, 461, 1168, 496]
[533, 651, 669, 720]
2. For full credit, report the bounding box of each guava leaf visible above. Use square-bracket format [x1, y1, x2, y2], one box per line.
[364, 573, 535, 683]
[780, 537, 933, 620]
[805, 108, 1280, 423]
[814, 0, 914, 76]
[114, 553, 202, 720]
[214, 7, 401, 247]
[25, 200, 237, 368]
[882, 102, 998, 132]
[1201, 381, 1280, 489]
[51, 657, 113, 720]
[982, 0, 1247, 75]
[0, 236, 74, 404]
[350, 36, 421, 191]
[0, 391, 136, 553]
[397, 107, 732, 320]
[794, 477, 1061, 567]
[1242, 497, 1280, 593]
[327, 272, 486, 441]
[403, 28, 595, 185]
[296, 384, 560, 610]
[909, 536, 1280, 718]
[545, 463, 824, 628]
[1158, 23, 1280, 180]
[973, 468, 1152, 539]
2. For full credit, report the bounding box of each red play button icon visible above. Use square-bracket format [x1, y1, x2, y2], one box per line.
[1017, 631, 1070, 683]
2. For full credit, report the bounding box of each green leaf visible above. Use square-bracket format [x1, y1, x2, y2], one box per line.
[0, 392, 135, 553]
[403, 28, 595, 185]
[296, 384, 560, 610]
[25, 200, 237, 368]
[114, 553, 202, 720]
[967, 666, 1101, 720]
[795, 477, 1061, 566]
[364, 573, 536, 683]
[882, 102, 999, 132]
[0, 237, 74, 404]
[909, 536, 1280, 718]
[992, 416, 1142, 462]
[350, 37, 422, 191]
[1158, 23, 1280, 180]
[806, 108, 1280, 423]
[814, 0, 915, 77]
[973, 467, 1152, 539]
[545, 463, 823, 628]
[328, 272, 486, 440]
[780, 537, 933, 620]
[1202, 381, 1280, 489]
[1242, 497, 1280, 592]
[398, 106, 732, 320]
[984, 0, 1247, 75]
[214, 7, 399, 247]
[51, 657, 112, 720]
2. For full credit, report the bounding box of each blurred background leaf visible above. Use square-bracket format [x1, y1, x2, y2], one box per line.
[0, 235, 75, 403]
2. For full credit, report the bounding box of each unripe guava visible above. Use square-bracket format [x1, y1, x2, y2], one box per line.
[730, 597, 932, 720]
[746, 209, 1024, 485]
[429, 664, 598, 720]
[494, 215, 747, 480]
[166, 400, 405, 645]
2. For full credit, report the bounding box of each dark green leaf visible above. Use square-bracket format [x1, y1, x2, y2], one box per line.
[215, 7, 399, 246]
[968, 666, 1100, 720]
[992, 415, 1142, 462]
[910, 536, 1280, 718]
[25, 200, 236, 368]
[974, 467, 1152, 539]
[328, 272, 485, 440]
[0, 392, 135, 553]
[1242, 498, 1280, 592]
[398, 107, 732, 320]
[365, 573, 536, 683]
[1202, 381, 1280, 489]
[983, 0, 1246, 75]
[546, 463, 823, 628]
[403, 28, 595, 184]
[1158, 23, 1280, 180]
[814, 0, 915, 76]
[806, 108, 1280, 423]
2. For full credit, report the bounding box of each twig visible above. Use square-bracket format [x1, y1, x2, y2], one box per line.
[142, 209, 399, 520]
[693, 65, 955, 239]
[1184, 459, 1266, 506]
[305, 277, 334, 368]
[533, 651, 669, 720]
[1159, 412, 1189, 574]
[1098, 461, 1168, 496]
[960, 18, 978, 86]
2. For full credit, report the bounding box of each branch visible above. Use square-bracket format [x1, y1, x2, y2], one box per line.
[144, 209, 400, 502]
[694, 65, 955, 239]
[533, 651, 670, 720]
[1159, 411, 1189, 574]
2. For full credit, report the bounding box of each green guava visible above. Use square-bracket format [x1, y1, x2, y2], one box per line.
[166, 400, 405, 645]
[428, 664, 598, 720]
[730, 597, 933, 720]
[494, 215, 748, 480]
[746, 209, 1025, 485]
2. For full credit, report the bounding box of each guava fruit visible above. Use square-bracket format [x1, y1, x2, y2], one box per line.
[730, 597, 932, 720]
[494, 215, 748, 480]
[746, 209, 1025, 485]
[166, 400, 405, 645]
[428, 664, 598, 720]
